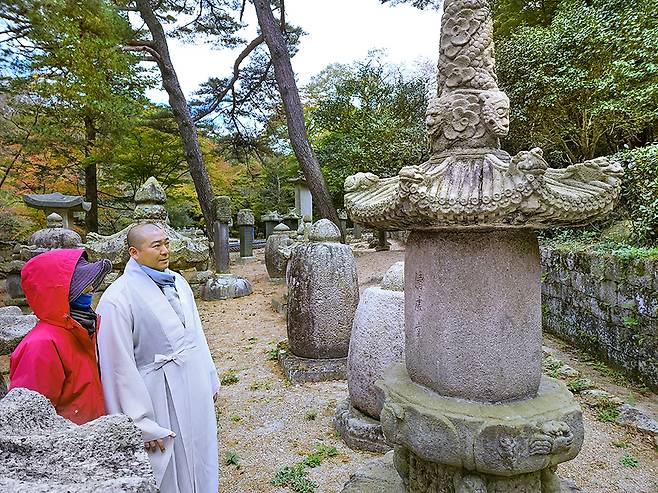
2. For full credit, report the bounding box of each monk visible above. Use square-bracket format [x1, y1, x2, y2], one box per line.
[96, 223, 220, 493]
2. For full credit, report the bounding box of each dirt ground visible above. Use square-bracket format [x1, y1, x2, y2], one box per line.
[1, 243, 656, 492]
[210, 244, 657, 493]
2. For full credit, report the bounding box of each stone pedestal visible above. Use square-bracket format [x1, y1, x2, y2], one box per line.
[237, 208, 256, 262]
[265, 223, 293, 282]
[290, 175, 313, 223]
[335, 261, 405, 452]
[339, 209, 349, 240]
[281, 219, 359, 382]
[261, 211, 283, 239]
[406, 230, 541, 402]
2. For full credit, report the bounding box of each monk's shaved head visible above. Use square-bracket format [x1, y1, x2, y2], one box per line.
[127, 223, 166, 249]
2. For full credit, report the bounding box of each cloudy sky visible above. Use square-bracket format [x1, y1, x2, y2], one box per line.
[147, 0, 443, 102]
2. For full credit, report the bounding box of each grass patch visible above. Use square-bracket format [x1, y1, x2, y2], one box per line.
[272, 464, 317, 493]
[304, 410, 317, 421]
[249, 380, 272, 391]
[220, 369, 240, 385]
[271, 444, 339, 493]
[612, 440, 629, 448]
[567, 378, 592, 393]
[230, 414, 242, 423]
[224, 450, 241, 469]
[301, 444, 339, 468]
[620, 453, 639, 467]
[595, 400, 621, 423]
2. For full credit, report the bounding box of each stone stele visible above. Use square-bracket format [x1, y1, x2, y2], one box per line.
[85, 176, 209, 271]
[0, 388, 157, 492]
[335, 261, 405, 453]
[341, 0, 621, 491]
[279, 219, 359, 383]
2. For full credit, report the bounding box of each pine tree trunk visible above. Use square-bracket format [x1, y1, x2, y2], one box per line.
[253, 0, 340, 229]
[134, 0, 215, 236]
[83, 115, 98, 232]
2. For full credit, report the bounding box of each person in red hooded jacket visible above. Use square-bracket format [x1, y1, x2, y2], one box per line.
[9, 248, 112, 425]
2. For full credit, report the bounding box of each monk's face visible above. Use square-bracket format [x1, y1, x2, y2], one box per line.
[129, 227, 171, 271]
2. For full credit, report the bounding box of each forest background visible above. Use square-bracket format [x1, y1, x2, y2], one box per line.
[0, 0, 656, 249]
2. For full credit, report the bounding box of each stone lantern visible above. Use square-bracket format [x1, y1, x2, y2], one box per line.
[261, 211, 283, 239]
[341, 0, 622, 491]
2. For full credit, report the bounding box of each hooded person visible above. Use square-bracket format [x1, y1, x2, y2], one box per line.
[9, 248, 112, 425]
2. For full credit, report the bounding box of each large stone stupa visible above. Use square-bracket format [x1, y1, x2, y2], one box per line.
[342, 1, 622, 492]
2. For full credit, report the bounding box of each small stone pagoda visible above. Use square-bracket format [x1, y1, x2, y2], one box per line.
[342, 1, 622, 491]
[85, 177, 209, 270]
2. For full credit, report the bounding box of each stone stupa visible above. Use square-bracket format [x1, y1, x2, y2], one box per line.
[85, 177, 209, 270]
[342, 0, 622, 491]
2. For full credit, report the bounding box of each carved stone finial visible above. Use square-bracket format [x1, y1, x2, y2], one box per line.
[237, 209, 255, 227]
[46, 213, 63, 229]
[309, 219, 341, 242]
[381, 261, 404, 292]
[133, 177, 167, 222]
[272, 223, 291, 234]
[212, 196, 232, 223]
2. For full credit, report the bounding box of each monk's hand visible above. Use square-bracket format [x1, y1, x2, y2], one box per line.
[145, 439, 166, 453]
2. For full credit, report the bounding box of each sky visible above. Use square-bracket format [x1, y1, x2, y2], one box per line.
[146, 0, 443, 103]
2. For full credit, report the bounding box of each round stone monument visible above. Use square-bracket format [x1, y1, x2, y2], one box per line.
[29, 213, 82, 250]
[335, 261, 405, 453]
[279, 219, 359, 383]
[265, 223, 293, 282]
[341, 0, 622, 491]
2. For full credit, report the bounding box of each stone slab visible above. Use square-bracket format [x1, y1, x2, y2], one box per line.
[0, 306, 38, 355]
[201, 274, 252, 301]
[235, 256, 257, 265]
[341, 451, 584, 493]
[334, 398, 391, 453]
[278, 346, 346, 383]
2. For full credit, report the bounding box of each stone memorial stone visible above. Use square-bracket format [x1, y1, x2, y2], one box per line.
[375, 230, 390, 251]
[335, 261, 405, 452]
[341, 0, 622, 490]
[0, 260, 26, 301]
[261, 211, 283, 238]
[265, 223, 293, 282]
[237, 208, 256, 262]
[202, 196, 252, 301]
[279, 219, 359, 382]
[353, 223, 363, 240]
[85, 177, 209, 271]
[0, 388, 157, 492]
[0, 306, 37, 355]
[289, 175, 313, 223]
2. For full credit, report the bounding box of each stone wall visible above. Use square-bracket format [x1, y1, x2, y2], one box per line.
[541, 246, 658, 391]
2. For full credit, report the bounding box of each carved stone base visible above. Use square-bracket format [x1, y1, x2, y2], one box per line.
[379, 365, 584, 479]
[277, 346, 346, 383]
[201, 274, 252, 301]
[334, 399, 392, 453]
[341, 451, 584, 493]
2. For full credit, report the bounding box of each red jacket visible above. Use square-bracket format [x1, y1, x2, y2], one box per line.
[9, 248, 106, 424]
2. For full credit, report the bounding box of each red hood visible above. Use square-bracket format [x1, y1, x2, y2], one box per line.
[21, 248, 85, 327]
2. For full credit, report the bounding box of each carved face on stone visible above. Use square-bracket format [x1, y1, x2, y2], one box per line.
[480, 91, 510, 137]
[425, 98, 444, 139]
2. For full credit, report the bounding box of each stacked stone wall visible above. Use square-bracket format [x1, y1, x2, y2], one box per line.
[541, 247, 658, 391]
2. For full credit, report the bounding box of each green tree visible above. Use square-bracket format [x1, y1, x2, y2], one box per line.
[1, 0, 150, 231]
[309, 55, 430, 204]
[495, 0, 658, 165]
